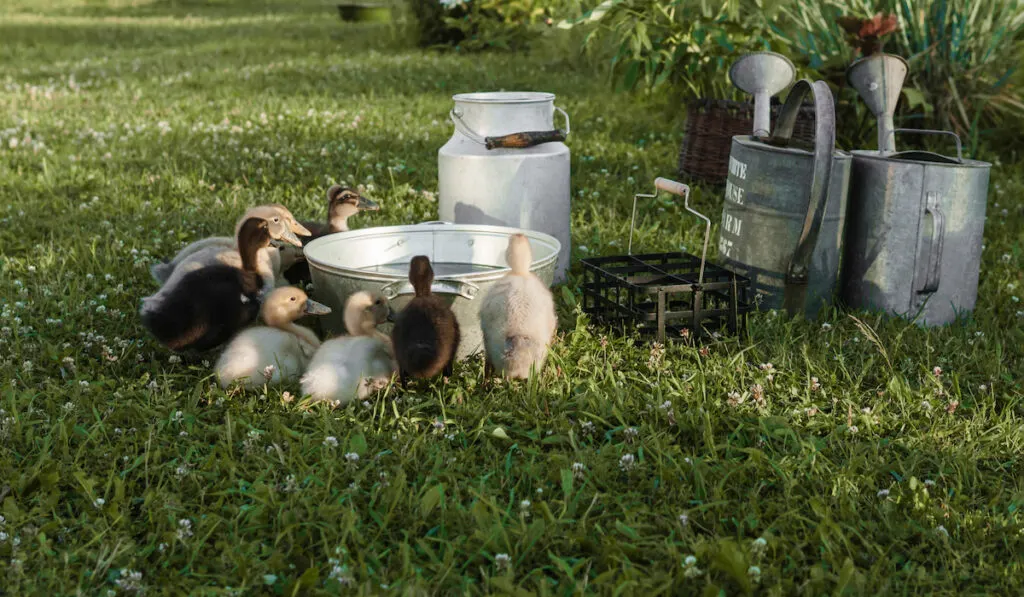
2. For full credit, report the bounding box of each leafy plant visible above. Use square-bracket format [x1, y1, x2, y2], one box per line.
[407, 0, 563, 51]
[561, 0, 790, 100]
[779, 0, 1024, 153]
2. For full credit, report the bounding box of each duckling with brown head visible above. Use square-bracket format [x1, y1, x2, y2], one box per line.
[150, 204, 304, 286]
[140, 216, 273, 352]
[390, 256, 461, 386]
[283, 185, 379, 285]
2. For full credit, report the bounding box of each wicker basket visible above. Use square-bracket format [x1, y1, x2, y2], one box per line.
[678, 98, 817, 186]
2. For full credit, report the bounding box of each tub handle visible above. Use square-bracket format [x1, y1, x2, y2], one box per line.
[380, 278, 479, 301]
[450, 106, 570, 150]
[917, 191, 945, 294]
[627, 177, 709, 287]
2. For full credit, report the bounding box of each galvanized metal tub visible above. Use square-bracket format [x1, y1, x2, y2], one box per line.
[841, 131, 991, 326]
[303, 222, 560, 361]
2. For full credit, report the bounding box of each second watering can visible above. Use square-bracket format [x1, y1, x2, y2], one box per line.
[438, 92, 571, 284]
[717, 74, 852, 317]
[841, 54, 992, 326]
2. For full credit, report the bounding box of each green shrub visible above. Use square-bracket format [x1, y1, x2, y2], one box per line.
[779, 0, 1024, 153]
[559, 0, 791, 100]
[407, 0, 570, 51]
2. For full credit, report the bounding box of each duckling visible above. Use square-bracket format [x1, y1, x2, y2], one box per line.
[283, 185, 379, 285]
[151, 209, 302, 303]
[150, 204, 308, 285]
[300, 291, 395, 406]
[140, 217, 272, 352]
[215, 287, 332, 389]
[479, 233, 557, 379]
[390, 256, 460, 386]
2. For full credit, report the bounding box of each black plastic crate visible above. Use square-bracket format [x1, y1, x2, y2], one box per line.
[579, 178, 753, 342]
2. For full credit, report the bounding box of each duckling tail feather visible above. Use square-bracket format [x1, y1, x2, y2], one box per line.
[150, 261, 175, 284]
[503, 335, 545, 379]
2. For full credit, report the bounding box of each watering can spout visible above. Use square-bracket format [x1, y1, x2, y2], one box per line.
[847, 53, 909, 154]
[729, 52, 796, 137]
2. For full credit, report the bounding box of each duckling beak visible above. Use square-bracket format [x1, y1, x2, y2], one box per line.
[357, 196, 380, 211]
[279, 228, 303, 247]
[290, 220, 313, 237]
[305, 299, 332, 315]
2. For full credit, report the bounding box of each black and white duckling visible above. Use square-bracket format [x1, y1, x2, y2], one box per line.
[479, 233, 557, 379]
[140, 217, 272, 352]
[150, 204, 308, 285]
[215, 286, 331, 389]
[283, 185, 379, 285]
[300, 291, 395, 406]
[390, 256, 460, 386]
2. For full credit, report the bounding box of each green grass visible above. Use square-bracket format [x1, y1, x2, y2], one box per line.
[1, 0, 1023, 594]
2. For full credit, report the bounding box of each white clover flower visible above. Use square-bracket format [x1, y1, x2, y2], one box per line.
[520, 499, 531, 510]
[176, 518, 193, 540]
[821, 322, 832, 330]
[933, 366, 942, 377]
[678, 513, 689, 526]
[494, 553, 511, 568]
[93, 497, 105, 508]
[623, 427, 639, 442]
[619, 453, 636, 472]
[572, 462, 586, 480]
[168, 355, 181, 364]
[323, 436, 339, 447]
[344, 452, 359, 463]
[877, 489, 890, 498]
[924, 479, 936, 487]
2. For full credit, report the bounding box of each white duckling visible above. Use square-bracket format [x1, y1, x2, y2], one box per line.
[478, 233, 558, 379]
[215, 287, 331, 389]
[150, 204, 309, 285]
[300, 291, 395, 407]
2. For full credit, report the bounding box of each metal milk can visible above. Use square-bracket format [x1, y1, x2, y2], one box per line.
[717, 66, 852, 317]
[438, 92, 571, 283]
[841, 54, 992, 326]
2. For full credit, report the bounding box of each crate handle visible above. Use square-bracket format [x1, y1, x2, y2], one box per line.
[628, 177, 710, 287]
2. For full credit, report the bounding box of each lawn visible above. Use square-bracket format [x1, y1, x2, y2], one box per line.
[1, 0, 1023, 594]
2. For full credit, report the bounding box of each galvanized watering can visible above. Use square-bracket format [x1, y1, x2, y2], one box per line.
[840, 53, 992, 326]
[438, 92, 571, 284]
[717, 53, 852, 317]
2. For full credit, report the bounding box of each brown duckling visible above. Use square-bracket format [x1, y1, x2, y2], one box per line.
[390, 256, 460, 386]
[283, 185, 379, 285]
[140, 217, 273, 352]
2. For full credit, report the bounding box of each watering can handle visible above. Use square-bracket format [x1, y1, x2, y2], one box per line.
[770, 79, 837, 316]
[450, 107, 571, 150]
[918, 192, 945, 294]
[891, 128, 964, 163]
[627, 177, 711, 287]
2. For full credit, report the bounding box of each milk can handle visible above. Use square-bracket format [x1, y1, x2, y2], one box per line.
[918, 192, 945, 294]
[892, 128, 964, 163]
[770, 79, 837, 315]
[627, 177, 710, 287]
[449, 106, 570, 150]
